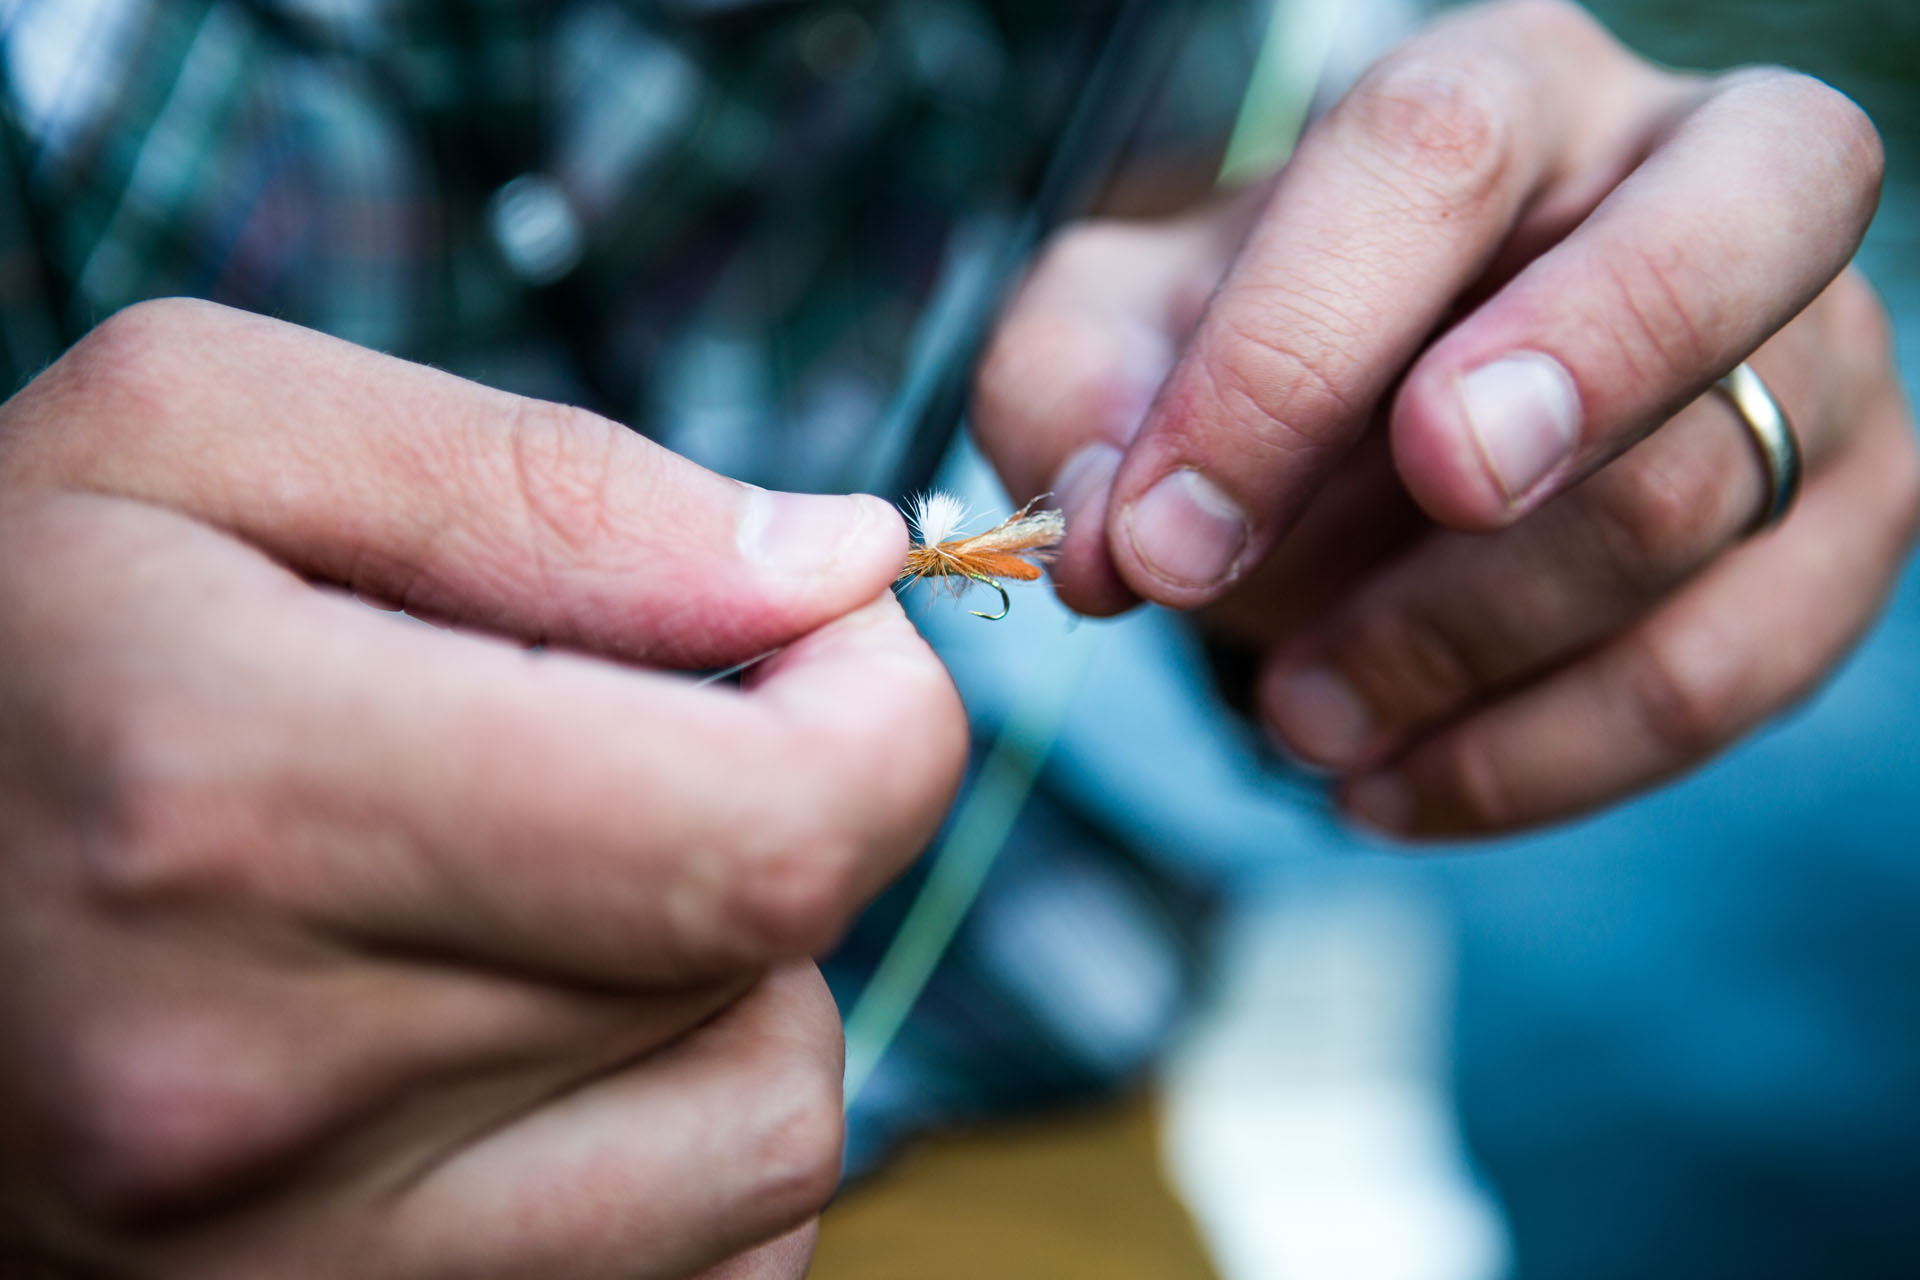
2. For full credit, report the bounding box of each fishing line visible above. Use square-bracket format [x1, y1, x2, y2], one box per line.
[838, 0, 1339, 1109]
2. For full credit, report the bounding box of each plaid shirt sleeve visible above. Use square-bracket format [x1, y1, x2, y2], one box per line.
[0, 0, 1269, 1170]
[0, 104, 61, 391]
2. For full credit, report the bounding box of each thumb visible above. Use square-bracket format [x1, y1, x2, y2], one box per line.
[10, 299, 905, 667]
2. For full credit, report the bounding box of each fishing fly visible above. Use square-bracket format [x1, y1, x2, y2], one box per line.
[897, 490, 1066, 620]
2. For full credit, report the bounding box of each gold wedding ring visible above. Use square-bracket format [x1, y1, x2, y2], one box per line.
[1715, 361, 1803, 533]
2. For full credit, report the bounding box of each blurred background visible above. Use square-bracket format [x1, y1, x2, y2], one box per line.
[3, 0, 1911, 1275]
[1430, 2, 1920, 1276]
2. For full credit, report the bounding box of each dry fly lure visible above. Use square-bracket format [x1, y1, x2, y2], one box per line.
[897, 491, 1066, 620]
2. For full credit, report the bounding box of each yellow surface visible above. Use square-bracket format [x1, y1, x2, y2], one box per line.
[810, 1096, 1218, 1280]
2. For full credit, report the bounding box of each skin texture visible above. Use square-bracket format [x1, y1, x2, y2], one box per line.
[974, 0, 1920, 837]
[0, 2, 1913, 1274]
[0, 300, 969, 1277]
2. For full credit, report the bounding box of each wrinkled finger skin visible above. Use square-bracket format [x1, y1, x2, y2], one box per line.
[972, 0, 1917, 837]
[0, 299, 967, 1276]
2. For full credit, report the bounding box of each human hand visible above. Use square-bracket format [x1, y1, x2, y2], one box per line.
[0, 300, 966, 1277]
[974, 0, 1917, 836]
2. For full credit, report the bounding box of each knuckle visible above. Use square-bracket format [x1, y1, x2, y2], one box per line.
[1338, 599, 1480, 725]
[501, 397, 628, 564]
[743, 1053, 844, 1224]
[10, 300, 207, 476]
[59, 299, 223, 423]
[1581, 438, 1731, 589]
[1624, 629, 1736, 757]
[1176, 306, 1359, 457]
[66, 299, 199, 383]
[49, 1014, 285, 1224]
[1415, 730, 1518, 834]
[726, 824, 865, 958]
[87, 718, 249, 911]
[1345, 50, 1516, 216]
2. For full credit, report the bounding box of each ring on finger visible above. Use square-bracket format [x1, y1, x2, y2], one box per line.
[1715, 361, 1803, 533]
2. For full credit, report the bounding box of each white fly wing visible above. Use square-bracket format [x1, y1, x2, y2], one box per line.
[905, 490, 973, 547]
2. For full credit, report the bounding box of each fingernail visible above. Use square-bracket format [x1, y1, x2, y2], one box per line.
[1346, 771, 1414, 834]
[738, 488, 880, 577]
[1123, 468, 1248, 590]
[1457, 352, 1581, 502]
[1050, 443, 1122, 524]
[1264, 666, 1374, 767]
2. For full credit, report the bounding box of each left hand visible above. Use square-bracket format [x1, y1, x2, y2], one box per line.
[0, 301, 966, 1278]
[972, 0, 1920, 838]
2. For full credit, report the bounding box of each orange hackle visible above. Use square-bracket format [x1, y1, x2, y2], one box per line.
[897, 493, 1066, 619]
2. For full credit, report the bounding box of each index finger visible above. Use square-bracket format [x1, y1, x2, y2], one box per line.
[287, 587, 969, 984]
[15, 493, 965, 987]
[4, 299, 905, 671]
[1101, 2, 1683, 607]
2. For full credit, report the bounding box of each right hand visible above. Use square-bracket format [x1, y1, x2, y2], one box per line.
[973, 0, 1910, 837]
[0, 299, 967, 1278]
